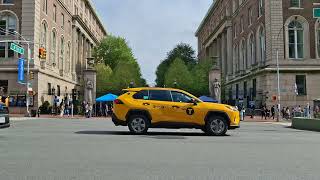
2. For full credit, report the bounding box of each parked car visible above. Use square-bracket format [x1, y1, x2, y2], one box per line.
[112, 87, 240, 136]
[0, 102, 10, 129]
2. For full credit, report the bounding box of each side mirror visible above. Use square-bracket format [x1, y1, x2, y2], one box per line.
[190, 98, 197, 105]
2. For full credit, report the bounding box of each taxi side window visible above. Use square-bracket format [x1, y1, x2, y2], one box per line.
[149, 90, 172, 102]
[171, 91, 192, 103]
[133, 90, 149, 100]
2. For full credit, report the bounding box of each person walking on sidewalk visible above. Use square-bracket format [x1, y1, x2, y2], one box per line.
[271, 106, 275, 120]
[261, 106, 266, 120]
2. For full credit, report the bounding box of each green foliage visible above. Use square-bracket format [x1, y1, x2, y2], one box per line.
[189, 60, 214, 96]
[93, 35, 135, 69]
[39, 101, 51, 114]
[155, 43, 197, 87]
[95, 63, 113, 96]
[164, 58, 193, 90]
[93, 35, 146, 95]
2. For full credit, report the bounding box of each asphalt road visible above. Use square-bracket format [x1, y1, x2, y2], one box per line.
[1, 118, 320, 180]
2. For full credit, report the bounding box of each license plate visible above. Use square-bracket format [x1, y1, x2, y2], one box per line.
[0, 117, 5, 123]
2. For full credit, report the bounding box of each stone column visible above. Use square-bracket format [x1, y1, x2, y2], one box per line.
[83, 68, 96, 105]
[226, 26, 233, 78]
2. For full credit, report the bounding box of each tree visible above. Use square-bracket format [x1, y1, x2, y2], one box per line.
[155, 43, 197, 87]
[111, 61, 146, 94]
[190, 59, 214, 96]
[164, 58, 193, 90]
[93, 35, 135, 69]
[95, 63, 113, 97]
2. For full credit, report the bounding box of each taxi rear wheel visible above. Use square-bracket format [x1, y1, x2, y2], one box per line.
[128, 115, 149, 134]
[206, 116, 228, 136]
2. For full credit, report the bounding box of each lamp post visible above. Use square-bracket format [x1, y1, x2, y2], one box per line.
[275, 25, 286, 122]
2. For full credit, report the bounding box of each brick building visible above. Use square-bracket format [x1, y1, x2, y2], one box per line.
[0, 0, 107, 113]
[196, 0, 320, 109]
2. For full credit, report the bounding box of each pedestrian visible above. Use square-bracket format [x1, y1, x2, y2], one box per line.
[286, 107, 290, 119]
[60, 100, 64, 117]
[240, 107, 245, 121]
[271, 106, 275, 120]
[85, 102, 89, 118]
[261, 106, 266, 120]
[105, 103, 109, 117]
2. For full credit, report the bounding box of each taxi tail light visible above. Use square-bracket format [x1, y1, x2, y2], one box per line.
[114, 99, 124, 104]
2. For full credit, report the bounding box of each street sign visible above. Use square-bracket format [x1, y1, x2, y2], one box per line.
[10, 43, 25, 55]
[18, 58, 24, 82]
[314, 8, 320, 18]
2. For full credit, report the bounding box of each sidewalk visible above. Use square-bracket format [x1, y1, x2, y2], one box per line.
[243, 115, 292, 126]
[10, 114, 111, 121]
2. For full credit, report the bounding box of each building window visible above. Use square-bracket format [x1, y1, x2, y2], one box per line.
[60, 36, 64, 70]
[42, 0, 47, 14]
[53, 4, 57, 22]
[240, 39, 246, 70]
[2, 0, 14, 4]
[0, 42, 5, 58]
[296, 75, 306, 95]
[316, 22, 320, 58]
[244, 81, 247, 98]
[61, 13, 64, 29]
[51, 30, 56, 65]
[48, 83, 52, 95]
[288, 20, 304, 59]
[240, 16, 244, 33]
[290, 0, 301, 8]
[66, 42, 71, 73]
[234, 45, 239, 73]
[252, 79, 256, 98]
[57, 85, 60, 96]
[40, 21, 47, 49]
[258, 27, 266, 62]
[248, 7, 253, 26]
[232, 0, 237, 13]
[236, 84, 239, 99]
[234, 24, 237, 38]
[0, 12, 17, 34]
[258, 0, 264, 17]
[248, 34, 255, 65]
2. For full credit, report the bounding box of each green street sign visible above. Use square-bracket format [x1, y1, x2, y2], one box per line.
[10, 43, 25, 55]
[313, 8, 320, 18]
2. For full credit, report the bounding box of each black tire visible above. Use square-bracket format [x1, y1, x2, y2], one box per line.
[128, 115, 149, 134]
[205, 116, 228, 136]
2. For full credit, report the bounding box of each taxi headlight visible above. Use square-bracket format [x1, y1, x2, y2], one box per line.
[226, 105, 238, 112]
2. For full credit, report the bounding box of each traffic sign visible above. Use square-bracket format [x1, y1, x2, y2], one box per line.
[10, 43, 25, 55]
[314, 8, 320, 18]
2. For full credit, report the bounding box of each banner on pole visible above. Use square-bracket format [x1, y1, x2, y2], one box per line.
[18, 58, 24, 82]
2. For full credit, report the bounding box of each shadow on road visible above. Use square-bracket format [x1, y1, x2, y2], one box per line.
[75, 130, 230, 138]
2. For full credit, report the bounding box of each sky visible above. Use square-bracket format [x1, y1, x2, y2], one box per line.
[91, 0, 212, 84]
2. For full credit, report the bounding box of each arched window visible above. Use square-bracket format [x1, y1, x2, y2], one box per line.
[288, 20, 303, 59]
[60, 36, 64, 71]
[40, 21, 47, 49]
[0, 12, 17, 34]
[316, 21, 320, 58]
[240, 39, 246, 70]
[51, 29, 56, 66]
[233, 45, 238, 73]
[248, 34, 255, 65]
[66, 42, 71, 73]
[258, 26, 266, 62]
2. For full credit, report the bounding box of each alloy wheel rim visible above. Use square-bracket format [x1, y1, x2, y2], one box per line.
[131, 118, 146, 132]
[210, 119, 225, 134]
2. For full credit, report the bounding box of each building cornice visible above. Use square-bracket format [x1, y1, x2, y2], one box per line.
[73, 15, 99, 44]
[195, 0, 219, 36]
[85, 0, 107, 36]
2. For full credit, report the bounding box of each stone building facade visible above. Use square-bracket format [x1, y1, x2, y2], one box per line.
[196, 0, 320, 109]
[0, 0, 107, 113]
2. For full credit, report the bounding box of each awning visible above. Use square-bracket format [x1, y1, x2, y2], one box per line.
[96, 93, 118, 102]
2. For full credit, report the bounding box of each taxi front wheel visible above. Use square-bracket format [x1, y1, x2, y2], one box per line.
[205, 116, 228, 136]
[128, 115, 149, 134]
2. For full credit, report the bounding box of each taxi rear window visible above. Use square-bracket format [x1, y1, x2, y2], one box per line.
[133, 90, 149, 100]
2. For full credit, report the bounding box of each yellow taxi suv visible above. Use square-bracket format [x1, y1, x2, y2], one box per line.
[112, 88, 240, 136]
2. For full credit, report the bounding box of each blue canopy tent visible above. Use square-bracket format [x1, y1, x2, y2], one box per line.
[96, 93, 118, 102]
[199, 96, 219, 103]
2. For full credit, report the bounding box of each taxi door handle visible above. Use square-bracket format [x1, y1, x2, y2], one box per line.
[172, 106, 180, 109]
[143, 103, 150, 106]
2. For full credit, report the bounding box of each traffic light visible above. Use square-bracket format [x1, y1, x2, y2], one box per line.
[39, 47, 47, 59]
[29, 71, 34, 80]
